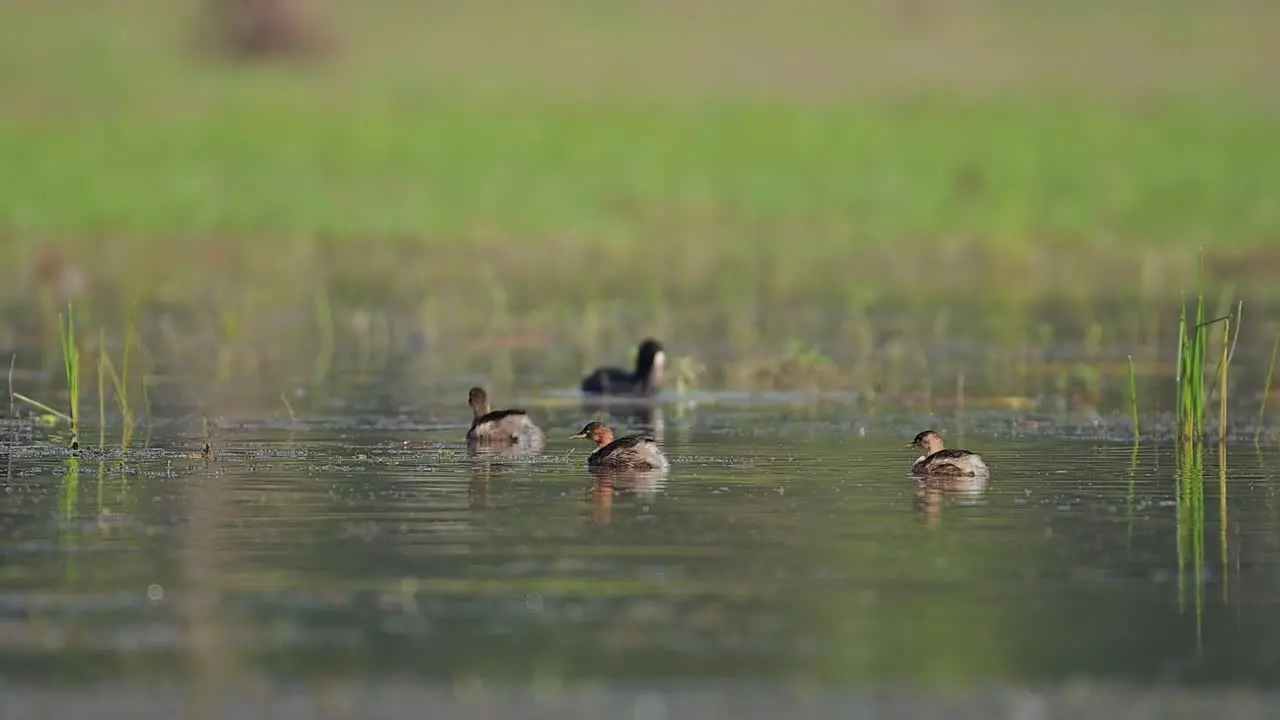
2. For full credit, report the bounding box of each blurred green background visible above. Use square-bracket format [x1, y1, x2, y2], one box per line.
[4, 2, 1277, 253]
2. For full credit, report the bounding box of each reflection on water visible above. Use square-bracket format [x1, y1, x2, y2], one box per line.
[914, 472, 989, 528]
[2, 390, 1280, 714]
[578, 400, 665, 442]
[586, 467, 669, 527]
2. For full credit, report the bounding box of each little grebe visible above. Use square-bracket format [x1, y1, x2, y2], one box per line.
[465, 387, 545, 447]
[570, 421, 669, 470]
[906, 430, 988, 477]
[580, 338, 666, 396]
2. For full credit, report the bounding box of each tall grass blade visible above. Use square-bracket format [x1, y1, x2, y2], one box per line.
[1219, 318, 1230, 444]
[1219, 443, 1229, 604]
[1175, 439, 1205, 649]
[1194, 255, 1205, 439]
[312, 284, 335, 386]
[281, 390, 298, 423]
[1125, 441, 1139, 550]
[11, 393, 72, 423]
[142, 375, 154, 443]
[60, 456, 82, 581]
[98, 327, 107, 450]
[1257, 332, 1280, 444]
[118, 305, 138, 449]
[58, 305, 81, 448]
[1176, 307, 1187, 439]
[1126, 354, 1140, 440]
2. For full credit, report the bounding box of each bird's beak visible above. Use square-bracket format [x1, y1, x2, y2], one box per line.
[570, 432, 586, 439]
[903, 442, 915, 448]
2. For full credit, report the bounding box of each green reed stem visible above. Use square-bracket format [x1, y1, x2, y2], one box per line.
[98, 327, 106, 450]
[58, 305, 81, 448]
[281, 390, 298, 423]
[1219, 318, 1230, 444]
[1219, 443, 1229, 605]
[1176, 254, 1222, 444]
[101, 349, 130, 450]
[1256, 332, 1279, 443]
[1125, 440, 1139, 550]
[1176, 307, 1187, 438]
[119, 304, 137, 448]
[1126, 354, 1140, 441]
[11, 393, 71, 422]
[312, 284, 335, 386]
[60, 455, 82, 582]
[1175, 437, 1205, 648]
[142, 375, 153, 436]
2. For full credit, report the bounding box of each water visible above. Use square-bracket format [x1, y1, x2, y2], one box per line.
[4, 389, 1280, 717]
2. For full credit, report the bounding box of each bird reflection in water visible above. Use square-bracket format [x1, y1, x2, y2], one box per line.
[914, 473, 989, 528]
[586, 467, 668, 526]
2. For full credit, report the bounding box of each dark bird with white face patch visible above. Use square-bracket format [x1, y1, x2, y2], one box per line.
[580, 339, 666, 396]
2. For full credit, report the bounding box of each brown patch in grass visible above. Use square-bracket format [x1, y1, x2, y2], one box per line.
[200, 0, 332, 61]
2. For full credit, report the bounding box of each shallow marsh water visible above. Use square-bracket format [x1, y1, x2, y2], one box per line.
[4, 385, 1280, 717]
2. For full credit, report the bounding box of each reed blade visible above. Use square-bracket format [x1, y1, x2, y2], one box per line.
[1257, 332, 1280, 443]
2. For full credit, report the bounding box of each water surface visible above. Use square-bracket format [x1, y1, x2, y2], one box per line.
[3, 390, 1278, 715]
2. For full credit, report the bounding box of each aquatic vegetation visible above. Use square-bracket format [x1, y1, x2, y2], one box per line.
[97, 326, 106, 450]
[1215, 312, 1241, 445]
[749, 341, 847, 394]
[1124, 441, 1140, 549]
[1126, 355, 1140, 441]
[1170, 260, 1238, 647]
[312, 284, 335, 386]
[97, 310, 141, 451]
[60, 307, 81, 446]
[6, 354, 15, 428]
[1174, 293, 1204, 444]
[1256, 332, 1280, 443]
[59, 454, 82, 582]
[1175, 441, 1206, 647]
[141, 374, 154, 442]
[280, 390, 298, 423]
[13, 306, 83, 448]
[1174, 262, 1236, 445]
[1218, 445, 1230, 605]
